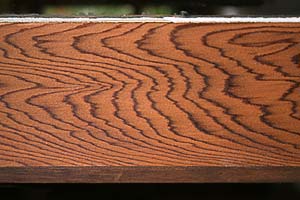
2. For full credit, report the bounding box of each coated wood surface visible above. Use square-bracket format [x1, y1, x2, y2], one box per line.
[0, 22, 300, 182]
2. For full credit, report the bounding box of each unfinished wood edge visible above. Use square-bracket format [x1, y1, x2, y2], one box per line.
[0, 166, 299, 183]
[0, 17, 300, 23]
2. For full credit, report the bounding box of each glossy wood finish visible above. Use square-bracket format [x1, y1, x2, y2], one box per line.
[0, 22, 299, 182]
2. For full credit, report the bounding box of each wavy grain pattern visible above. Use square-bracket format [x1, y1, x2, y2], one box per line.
[0, 22, 300, 182]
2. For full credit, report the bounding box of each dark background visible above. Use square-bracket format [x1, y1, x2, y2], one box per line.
[1, 183, 300, 200]
[1, 0, 300, 16]
[1, 0, 300, 199]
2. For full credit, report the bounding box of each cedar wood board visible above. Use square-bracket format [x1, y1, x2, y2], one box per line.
[0, 17, 299, 182]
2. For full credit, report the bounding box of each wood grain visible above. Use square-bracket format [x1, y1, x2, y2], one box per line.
[0, 22, 300, 182]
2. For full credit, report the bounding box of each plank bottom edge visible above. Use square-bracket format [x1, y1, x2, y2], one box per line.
[0, 166, 299, 183]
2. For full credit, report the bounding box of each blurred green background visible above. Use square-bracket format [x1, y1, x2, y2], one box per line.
[1, 0, 300, 16]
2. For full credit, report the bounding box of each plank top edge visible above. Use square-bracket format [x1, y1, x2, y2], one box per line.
[1, 16, 300, 23]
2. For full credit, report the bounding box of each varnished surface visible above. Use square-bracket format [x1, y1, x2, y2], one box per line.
[0, 22, 300, 182]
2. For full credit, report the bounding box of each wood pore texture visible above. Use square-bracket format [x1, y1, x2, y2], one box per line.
[0, 22, 300, 183]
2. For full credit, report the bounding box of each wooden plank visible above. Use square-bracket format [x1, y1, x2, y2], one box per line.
[0, 20, 300, 182]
